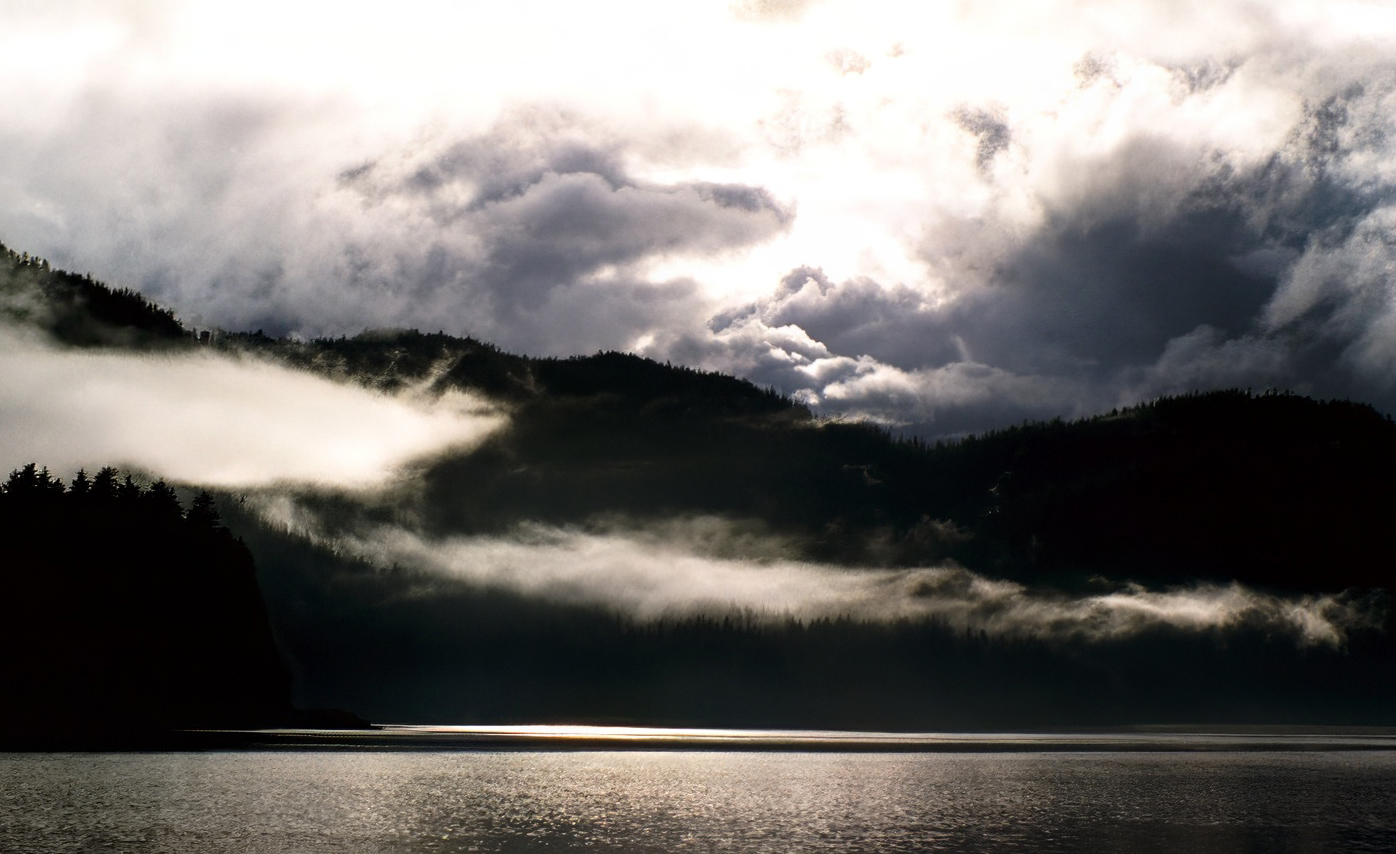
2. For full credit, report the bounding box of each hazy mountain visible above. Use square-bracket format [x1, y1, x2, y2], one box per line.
[4, 242, 1395, 730]
[217, 315, 1396, 595]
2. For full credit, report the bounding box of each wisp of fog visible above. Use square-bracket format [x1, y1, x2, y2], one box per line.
[256, 497, 1377, 647]
[0, 326, 505, 488]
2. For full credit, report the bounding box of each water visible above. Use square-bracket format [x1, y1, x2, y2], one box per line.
[4, 748, 1396, 852]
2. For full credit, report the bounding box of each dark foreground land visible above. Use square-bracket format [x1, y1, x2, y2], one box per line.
[0, 467, 368, 751]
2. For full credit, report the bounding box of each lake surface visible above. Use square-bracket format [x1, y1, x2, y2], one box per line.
[4, 742, 1396, 852]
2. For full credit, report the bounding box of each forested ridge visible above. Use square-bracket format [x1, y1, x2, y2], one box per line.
[6, 240, 1396, 592]
[0, 242, 185, 346]
[8, 241, 1396, 731]
[220, 329, 1396, 592]
[238, 515, 1396, 729]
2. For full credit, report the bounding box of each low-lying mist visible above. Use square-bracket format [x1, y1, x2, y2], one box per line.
[254, 496, 1379, 648]
[0, 326, 505, 488]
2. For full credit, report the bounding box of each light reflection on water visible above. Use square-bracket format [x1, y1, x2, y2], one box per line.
[3, 749, 1396, 852]
[323, 724, 1396, 751]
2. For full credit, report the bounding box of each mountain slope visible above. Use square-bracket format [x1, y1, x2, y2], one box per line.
[6, 242, 1396, 729]
[0, 242, 186, 347]
[6, 242, 1396, 592]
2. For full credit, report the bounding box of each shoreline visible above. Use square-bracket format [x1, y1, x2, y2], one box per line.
[146, 725, 1396, 753]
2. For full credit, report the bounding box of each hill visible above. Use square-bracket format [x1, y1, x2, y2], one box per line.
[232, 328, 1396, 592]
[6, 242, 1396, 729]
[6, 240, 1395, 593]
[0, 242, 186, 347]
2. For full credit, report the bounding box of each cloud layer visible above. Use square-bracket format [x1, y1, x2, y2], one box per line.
[0, 326, 504, 488]
[255, 500, 1377, 647]
[7, 2, 1396, 433]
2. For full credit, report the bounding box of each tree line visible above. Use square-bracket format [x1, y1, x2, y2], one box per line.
[1, 242, 187, 346]
[0, 464, 295, 747]
[240, 503, 1396, 730]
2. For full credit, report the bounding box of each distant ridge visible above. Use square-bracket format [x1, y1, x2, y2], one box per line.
[4, 241, 1395, 592]
[0, 242, 187, 346]
[6, 239, 1396, 729]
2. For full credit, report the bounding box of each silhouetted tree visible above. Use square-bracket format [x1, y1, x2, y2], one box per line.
[187, 489, 222, 530]
[0, 465, 296, 748]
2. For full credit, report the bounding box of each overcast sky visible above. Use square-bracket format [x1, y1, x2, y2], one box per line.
[6, 0, 1396, 434]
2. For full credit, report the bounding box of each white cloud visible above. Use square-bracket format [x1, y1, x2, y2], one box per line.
[0, 326, 505, 488]
[7, 1, 1396, 432]
[253, 499, 1377, 647]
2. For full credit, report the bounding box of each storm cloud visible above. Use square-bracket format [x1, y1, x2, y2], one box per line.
[667, 46, 1396, 431]
[7, 2, 1396, 434]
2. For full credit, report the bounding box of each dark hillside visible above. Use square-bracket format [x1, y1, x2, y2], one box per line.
[7, 244, 1396, 591]
[0, 242, 188, 346]
[6, 241, 1396, 729]
[234, 498, 1396, 729]
[947, 391, 1396, 590]
[0, 465, 295, 747]
[410, 387, 1396, 592]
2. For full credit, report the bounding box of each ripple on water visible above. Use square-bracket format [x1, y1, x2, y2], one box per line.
[2, 750, 1396, 853]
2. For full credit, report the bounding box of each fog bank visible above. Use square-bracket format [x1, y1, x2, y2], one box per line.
[255, 500, 1377, 647]
[0, 327, 505, 488]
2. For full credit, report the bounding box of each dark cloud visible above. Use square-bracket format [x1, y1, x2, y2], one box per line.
[328, 114, 792, 351]
[674, 71, 1396, 435]
[711, 268, 960, 370]
[1, 100, 789, 356]
[953, 106, 1012, 173]
[958, 177, 1277, 376]
[1166, 58, 1241, 96]
[1073, 53, 1117, 88]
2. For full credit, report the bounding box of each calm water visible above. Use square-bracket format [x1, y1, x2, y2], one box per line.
[4, 749, 1396, 852]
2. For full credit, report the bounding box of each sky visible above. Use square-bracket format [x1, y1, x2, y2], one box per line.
[5, 0, 1396, 435]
